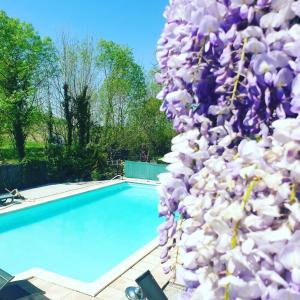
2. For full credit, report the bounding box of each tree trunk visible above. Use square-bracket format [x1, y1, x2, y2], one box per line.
[47, 102, 54, 144]
[63, 83, 73, 149]
[13, 117, 25, 160]
[75, 86, 90, 148]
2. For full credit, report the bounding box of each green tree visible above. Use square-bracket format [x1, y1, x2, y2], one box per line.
[0, 10, 56, 160]
[55, 35, 97, 150]
[96, 39, 147, 158]
[127, 68, 174, 160]
[45, 35, 102, 181]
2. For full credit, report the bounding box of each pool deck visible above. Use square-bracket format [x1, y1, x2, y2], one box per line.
[0, 178, 158, 214]
[10, 246, 170, 299]
[0, 179, 184, 299]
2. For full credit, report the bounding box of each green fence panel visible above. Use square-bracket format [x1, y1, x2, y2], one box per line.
[124, 160, 167, 180]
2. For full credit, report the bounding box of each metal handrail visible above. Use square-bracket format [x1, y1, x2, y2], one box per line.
[111, 174, 123, 180]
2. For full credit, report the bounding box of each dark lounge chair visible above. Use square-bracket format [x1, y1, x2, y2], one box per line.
[0, 269, 50, 299]
[0, 189, 25, 206]
[0, 194, 15, 206]
[0, 269, 14, 291]
[125, 270, 168, 300]
[5, 189, 25, 200]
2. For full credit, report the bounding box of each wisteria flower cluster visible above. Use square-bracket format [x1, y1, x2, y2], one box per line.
[156, 1, 300, 299]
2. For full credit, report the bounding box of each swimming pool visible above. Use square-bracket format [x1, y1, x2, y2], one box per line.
[0, 182, 160, 282]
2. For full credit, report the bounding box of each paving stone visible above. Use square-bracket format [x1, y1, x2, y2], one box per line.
[110, 277, 136, 293]
[19, 294, 51, 300]
[62, 291, 92, 299]
[42, 284, 72, 299]
[95, 287, 126, 299]
[132, 260, 156, 272]
[164, 282, 186, 299]
[28, 278, 56, 292]
[120, 268, 144, 281]
[142, 254, 161, 265]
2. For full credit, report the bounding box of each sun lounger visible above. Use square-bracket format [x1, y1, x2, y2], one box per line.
[5, 189, 25, 200]
[0, 193, 15, 205]
[0, 270, 48, 299]
[0, 269, 14, 291]
[125, 270, 168, 300]
[136, 270, 168, 300]
[0, 188, 25, 206]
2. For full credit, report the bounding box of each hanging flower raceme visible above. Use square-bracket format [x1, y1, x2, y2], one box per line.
[156, 0, 300, 299]
[157, 0, 300, 135]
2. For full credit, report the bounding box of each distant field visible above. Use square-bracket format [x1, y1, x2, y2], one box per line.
[0, 139, 45, 163]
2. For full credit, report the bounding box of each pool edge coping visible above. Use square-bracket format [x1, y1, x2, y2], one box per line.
[0, 178, 159, 215]
[13, 238, 159, 297]
[2, 178, 161, 297]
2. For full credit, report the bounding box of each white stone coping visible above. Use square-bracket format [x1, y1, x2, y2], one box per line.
[14, 238, 159, 297]
[1, 178, 160, 296]
[0, 178, 159, 215]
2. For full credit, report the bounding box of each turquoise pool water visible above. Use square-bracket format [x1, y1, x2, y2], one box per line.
[0, 182, 160, 282]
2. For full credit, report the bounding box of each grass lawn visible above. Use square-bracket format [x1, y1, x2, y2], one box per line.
[0, 139, 45, 163]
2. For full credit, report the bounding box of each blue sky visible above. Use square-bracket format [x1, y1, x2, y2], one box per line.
[0, 0, 169, 70]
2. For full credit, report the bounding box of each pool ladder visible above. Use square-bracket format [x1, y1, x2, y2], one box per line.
[111, 175, 123, 180]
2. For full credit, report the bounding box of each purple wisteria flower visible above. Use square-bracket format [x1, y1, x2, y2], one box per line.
[156, 1, 300, 299]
